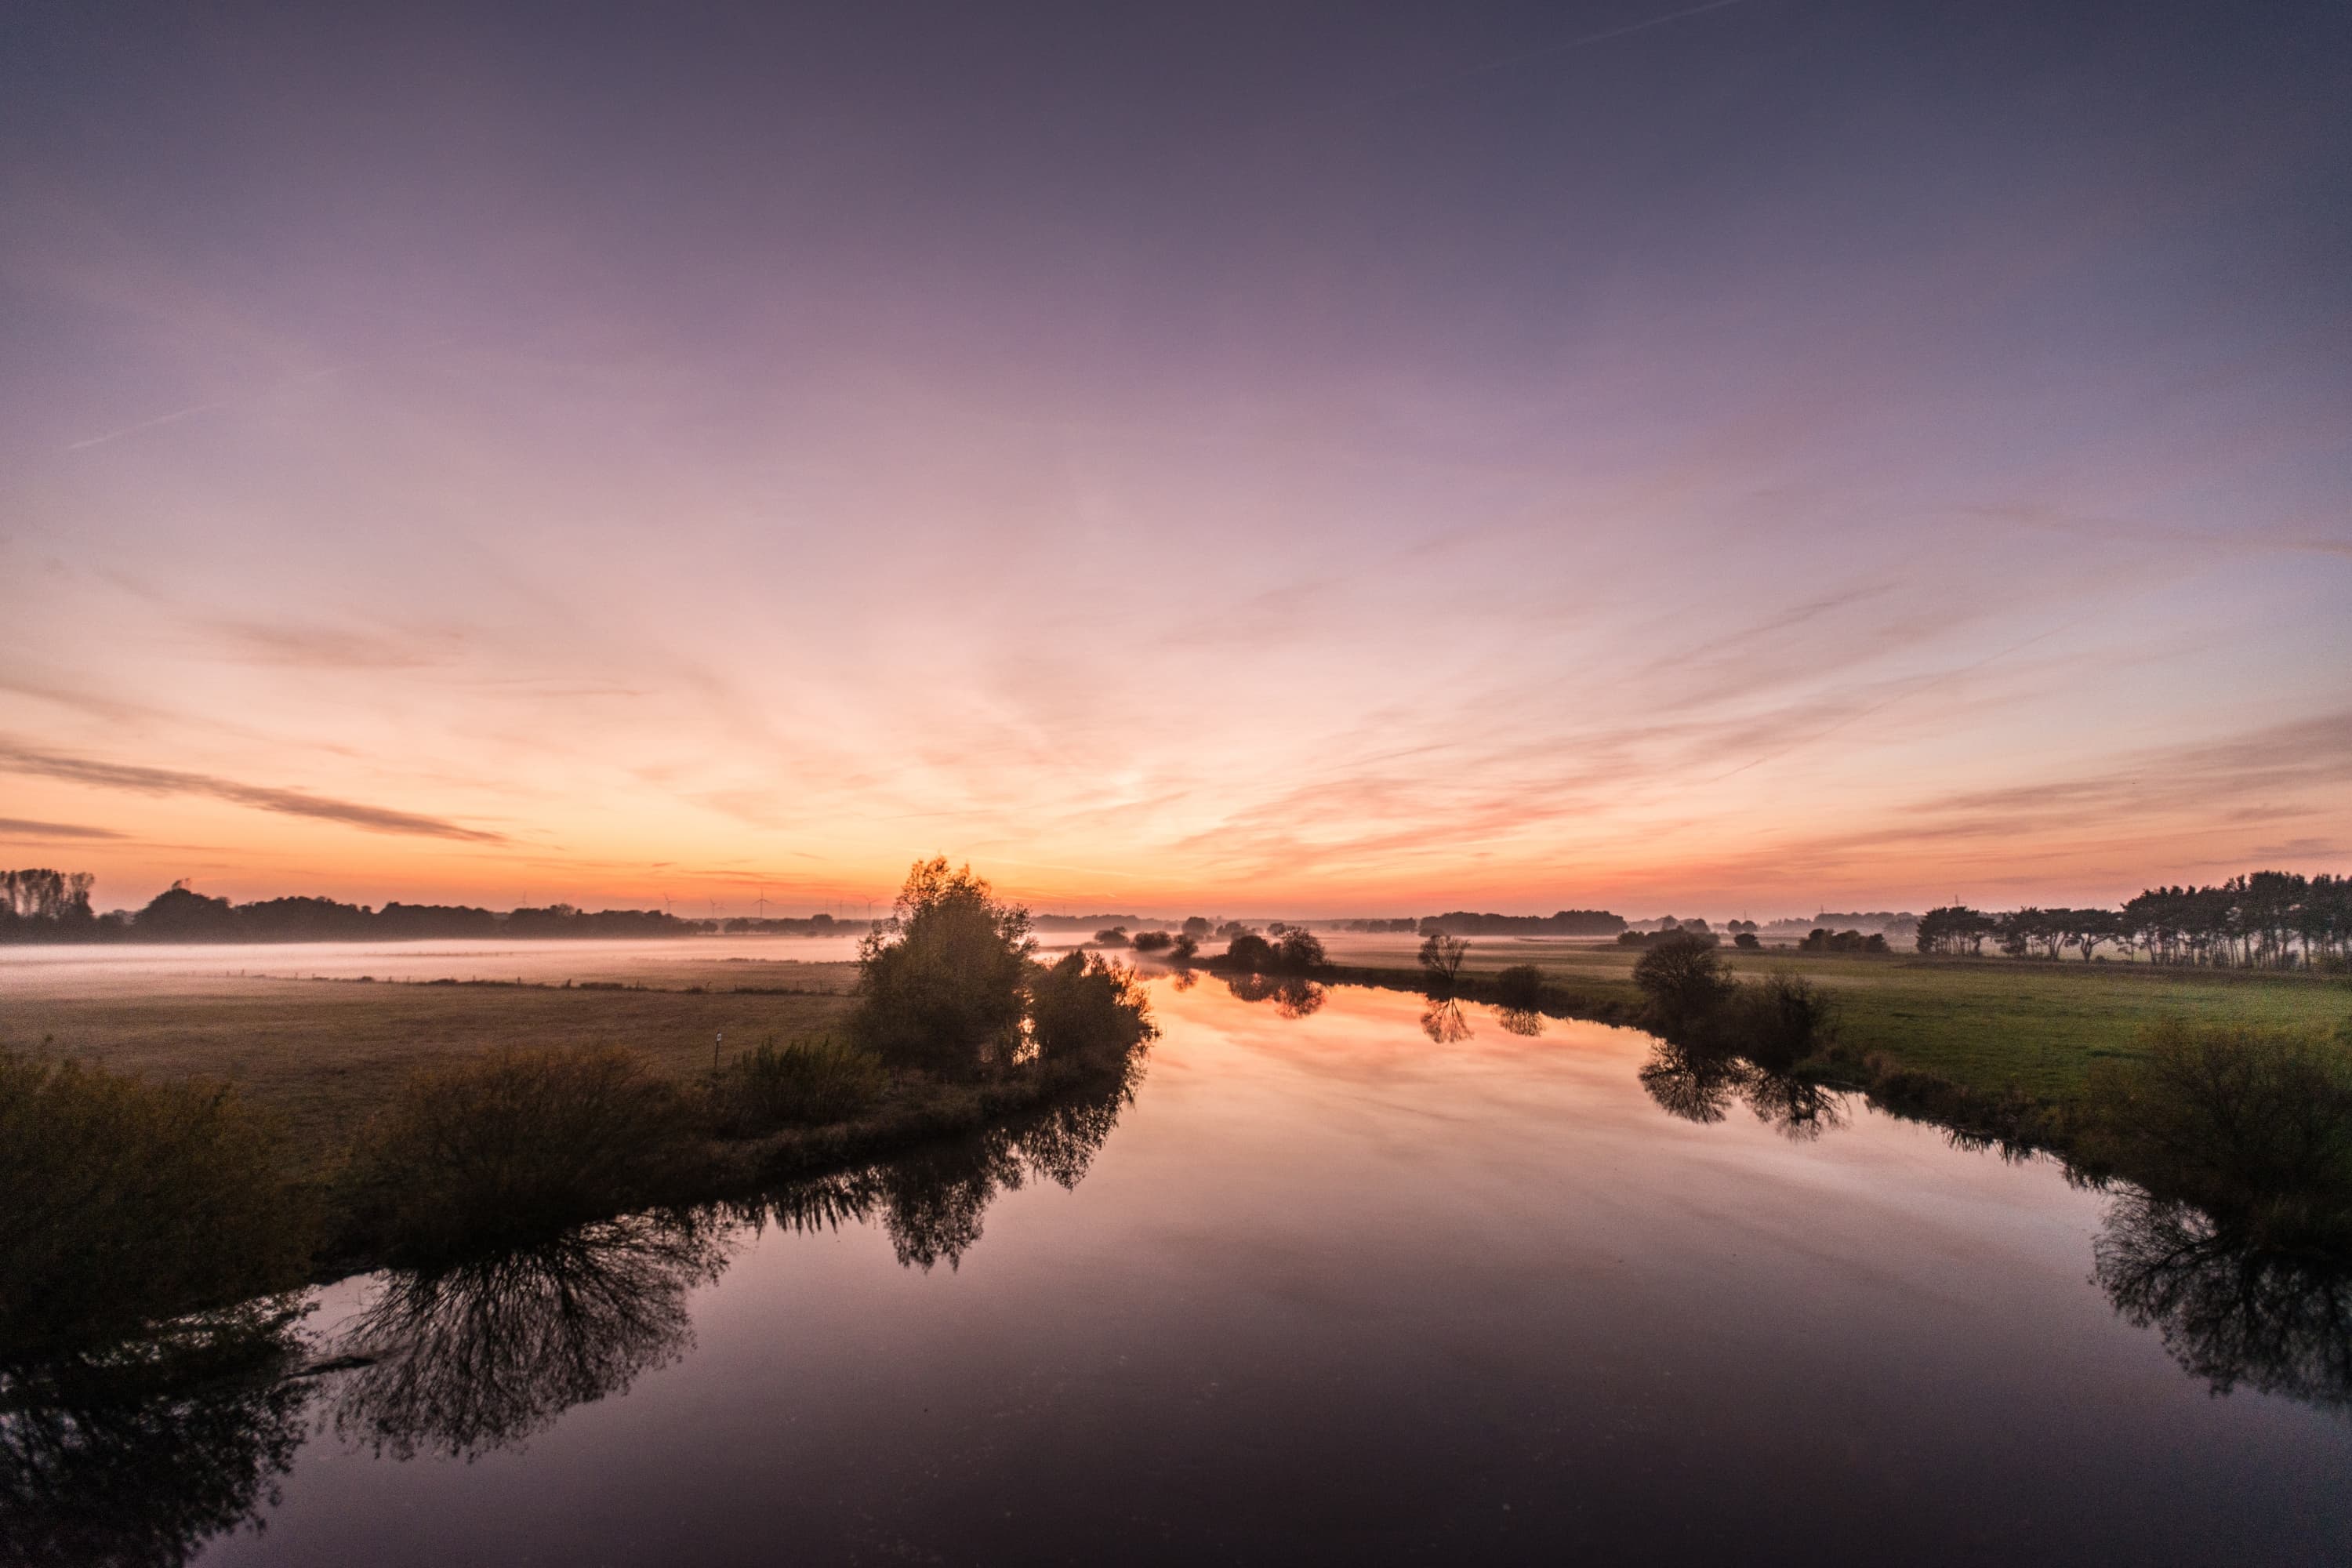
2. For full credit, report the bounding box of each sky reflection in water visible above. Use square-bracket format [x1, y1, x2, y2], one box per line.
[24, 977, 2346, 1566]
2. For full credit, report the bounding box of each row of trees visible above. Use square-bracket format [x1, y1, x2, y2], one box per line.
[0, 872, 716, 942]
[1915, 872, 2352, 968]
[1417, 909, 1625, 936]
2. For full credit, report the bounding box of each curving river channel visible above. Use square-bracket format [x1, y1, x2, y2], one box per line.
[15, 976, 2351, 1566]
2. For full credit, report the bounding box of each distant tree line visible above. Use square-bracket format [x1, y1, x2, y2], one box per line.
[0, 871, 745, 943]
[1417, 909, 1627, 937]
[1916, 871, 2352, 968]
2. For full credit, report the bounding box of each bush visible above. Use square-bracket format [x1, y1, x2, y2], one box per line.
[708, 1036, 885, 1134]
[1093, 927, 1131, 948]
[0, 1051, 310, 1350]
[851, 858, 1035, 1076]
[1276, 927, 1327, 971]
[2075, 1022, 2352, 1238]
[1131, 931, 1174, 953]
[1029, 952, 1157, 1065]
[1728, 972, 1836, 1069]
[1169, 933, 1200, 963]
[1494, 964, 1547, 1011]
[346, 1046, 696, 1261]
[1632, 933, 1734, 1034]
[1733, 931, 1761, 950]
[1224, 931, 1277, 971]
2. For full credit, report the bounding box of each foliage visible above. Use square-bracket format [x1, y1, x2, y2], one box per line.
[1028, 952, 1158, 1064]
[1224, 931, 1277, 971]
[1092, 927, 1131, 948]
[345, 1046, 697, 1261]
[1798, 927, 1889, 953]
[1631, 933, 1734, 1033]
[2074, 1022, 2352, 1241]
[1169, 932, 1200, 964]
[851, 858, 1036, 1076]
[1733, 931, 1760, 950]
[0, 1051, 310, 1351]
[1131, 930, 1174, 952]
[1493, 964, 1547, 1011]
[1276, 927, 1327, 971]
[707, 1035, 885, 1134]
[1728, 972, 1838, 1070]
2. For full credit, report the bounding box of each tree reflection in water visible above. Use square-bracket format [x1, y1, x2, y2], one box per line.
[0, 1300, 312, 1567]
[332, 1210, 733, 1461]
[750, 1054, 1143, 1272]
[1221, 971, 1325, 1020]
[1635, 1039, 1846, 1141]
[2095, 1189, 2352, 1414]
[1421, 997, 1472, 1044]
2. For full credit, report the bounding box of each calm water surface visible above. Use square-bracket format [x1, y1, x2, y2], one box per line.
[165, 978, 2349, 1565]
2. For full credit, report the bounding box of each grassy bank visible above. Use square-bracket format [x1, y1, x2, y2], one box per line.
[1284, 938, 2351, 1099]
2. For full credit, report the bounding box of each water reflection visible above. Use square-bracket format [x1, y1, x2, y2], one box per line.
[0, 1301, 312, 1567]
[1419, 996, 1472, 1044]
[2095, 1191, 2352, 1414]
[332, 1212, 733, 1461]
[1635, 1039, 1847, 1142]
[1636, 1039, 1747, 1126]
[750, 1057, 1142, 1271]
[1497, 1007, 1545, 1036]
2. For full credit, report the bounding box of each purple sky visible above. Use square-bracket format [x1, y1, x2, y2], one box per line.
[2, 1, 2347, 916]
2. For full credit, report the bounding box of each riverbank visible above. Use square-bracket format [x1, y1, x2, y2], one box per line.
[1256, 938, 2352, 1098]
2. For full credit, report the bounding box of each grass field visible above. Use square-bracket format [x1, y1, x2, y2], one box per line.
[1309, 933, 2352, 1100]
[0, 967, 860, 1161]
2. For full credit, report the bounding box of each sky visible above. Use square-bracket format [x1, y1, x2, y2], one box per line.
[2, 0, 2347, 920]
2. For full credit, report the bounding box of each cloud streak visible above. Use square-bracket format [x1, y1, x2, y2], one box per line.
[0, 817, 125, 840]
[0, 739, 506, 844]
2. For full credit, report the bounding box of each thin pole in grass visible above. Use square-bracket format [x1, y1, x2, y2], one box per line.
[713, 1031, 723, 1073]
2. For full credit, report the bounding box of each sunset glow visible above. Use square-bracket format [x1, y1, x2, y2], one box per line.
[4, 2, 2345, 916]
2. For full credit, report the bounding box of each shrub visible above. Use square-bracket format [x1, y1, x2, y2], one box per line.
[851, 858, 1035, 1076]
[708, 1036, 885, 1134]
[1029, 952, 1157, 1065]
[1169, 933, 1200, 964]
[1276, 927, 1327, 971]
[346, 1046, 696, 1261]
[1733, 931, 1761, 950]
[1632, 932, 1733, 1034]
[0, 1051, 310, 1351]
[2075, 1022, 2352, 1237]
[1225, 931, 1277, 971]
[1729, 972, 1836, 1070]
[1131, 930, 1174, 953]
[1093, 927, 1131, 948]
[1494, 964, 1547, 1011]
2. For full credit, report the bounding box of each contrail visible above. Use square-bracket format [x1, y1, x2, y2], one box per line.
[63, 336, 459, 453]
[66, 398, 236, 452]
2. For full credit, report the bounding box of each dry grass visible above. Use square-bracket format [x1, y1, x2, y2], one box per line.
[0, 972, 858, 1162]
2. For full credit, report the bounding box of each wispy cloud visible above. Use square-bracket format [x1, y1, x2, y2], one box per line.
[0, 817, 125, 840]
[0, 739, 506, 843]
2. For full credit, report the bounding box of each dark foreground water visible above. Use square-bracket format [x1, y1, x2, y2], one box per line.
[34, 979, 2352, 1565]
